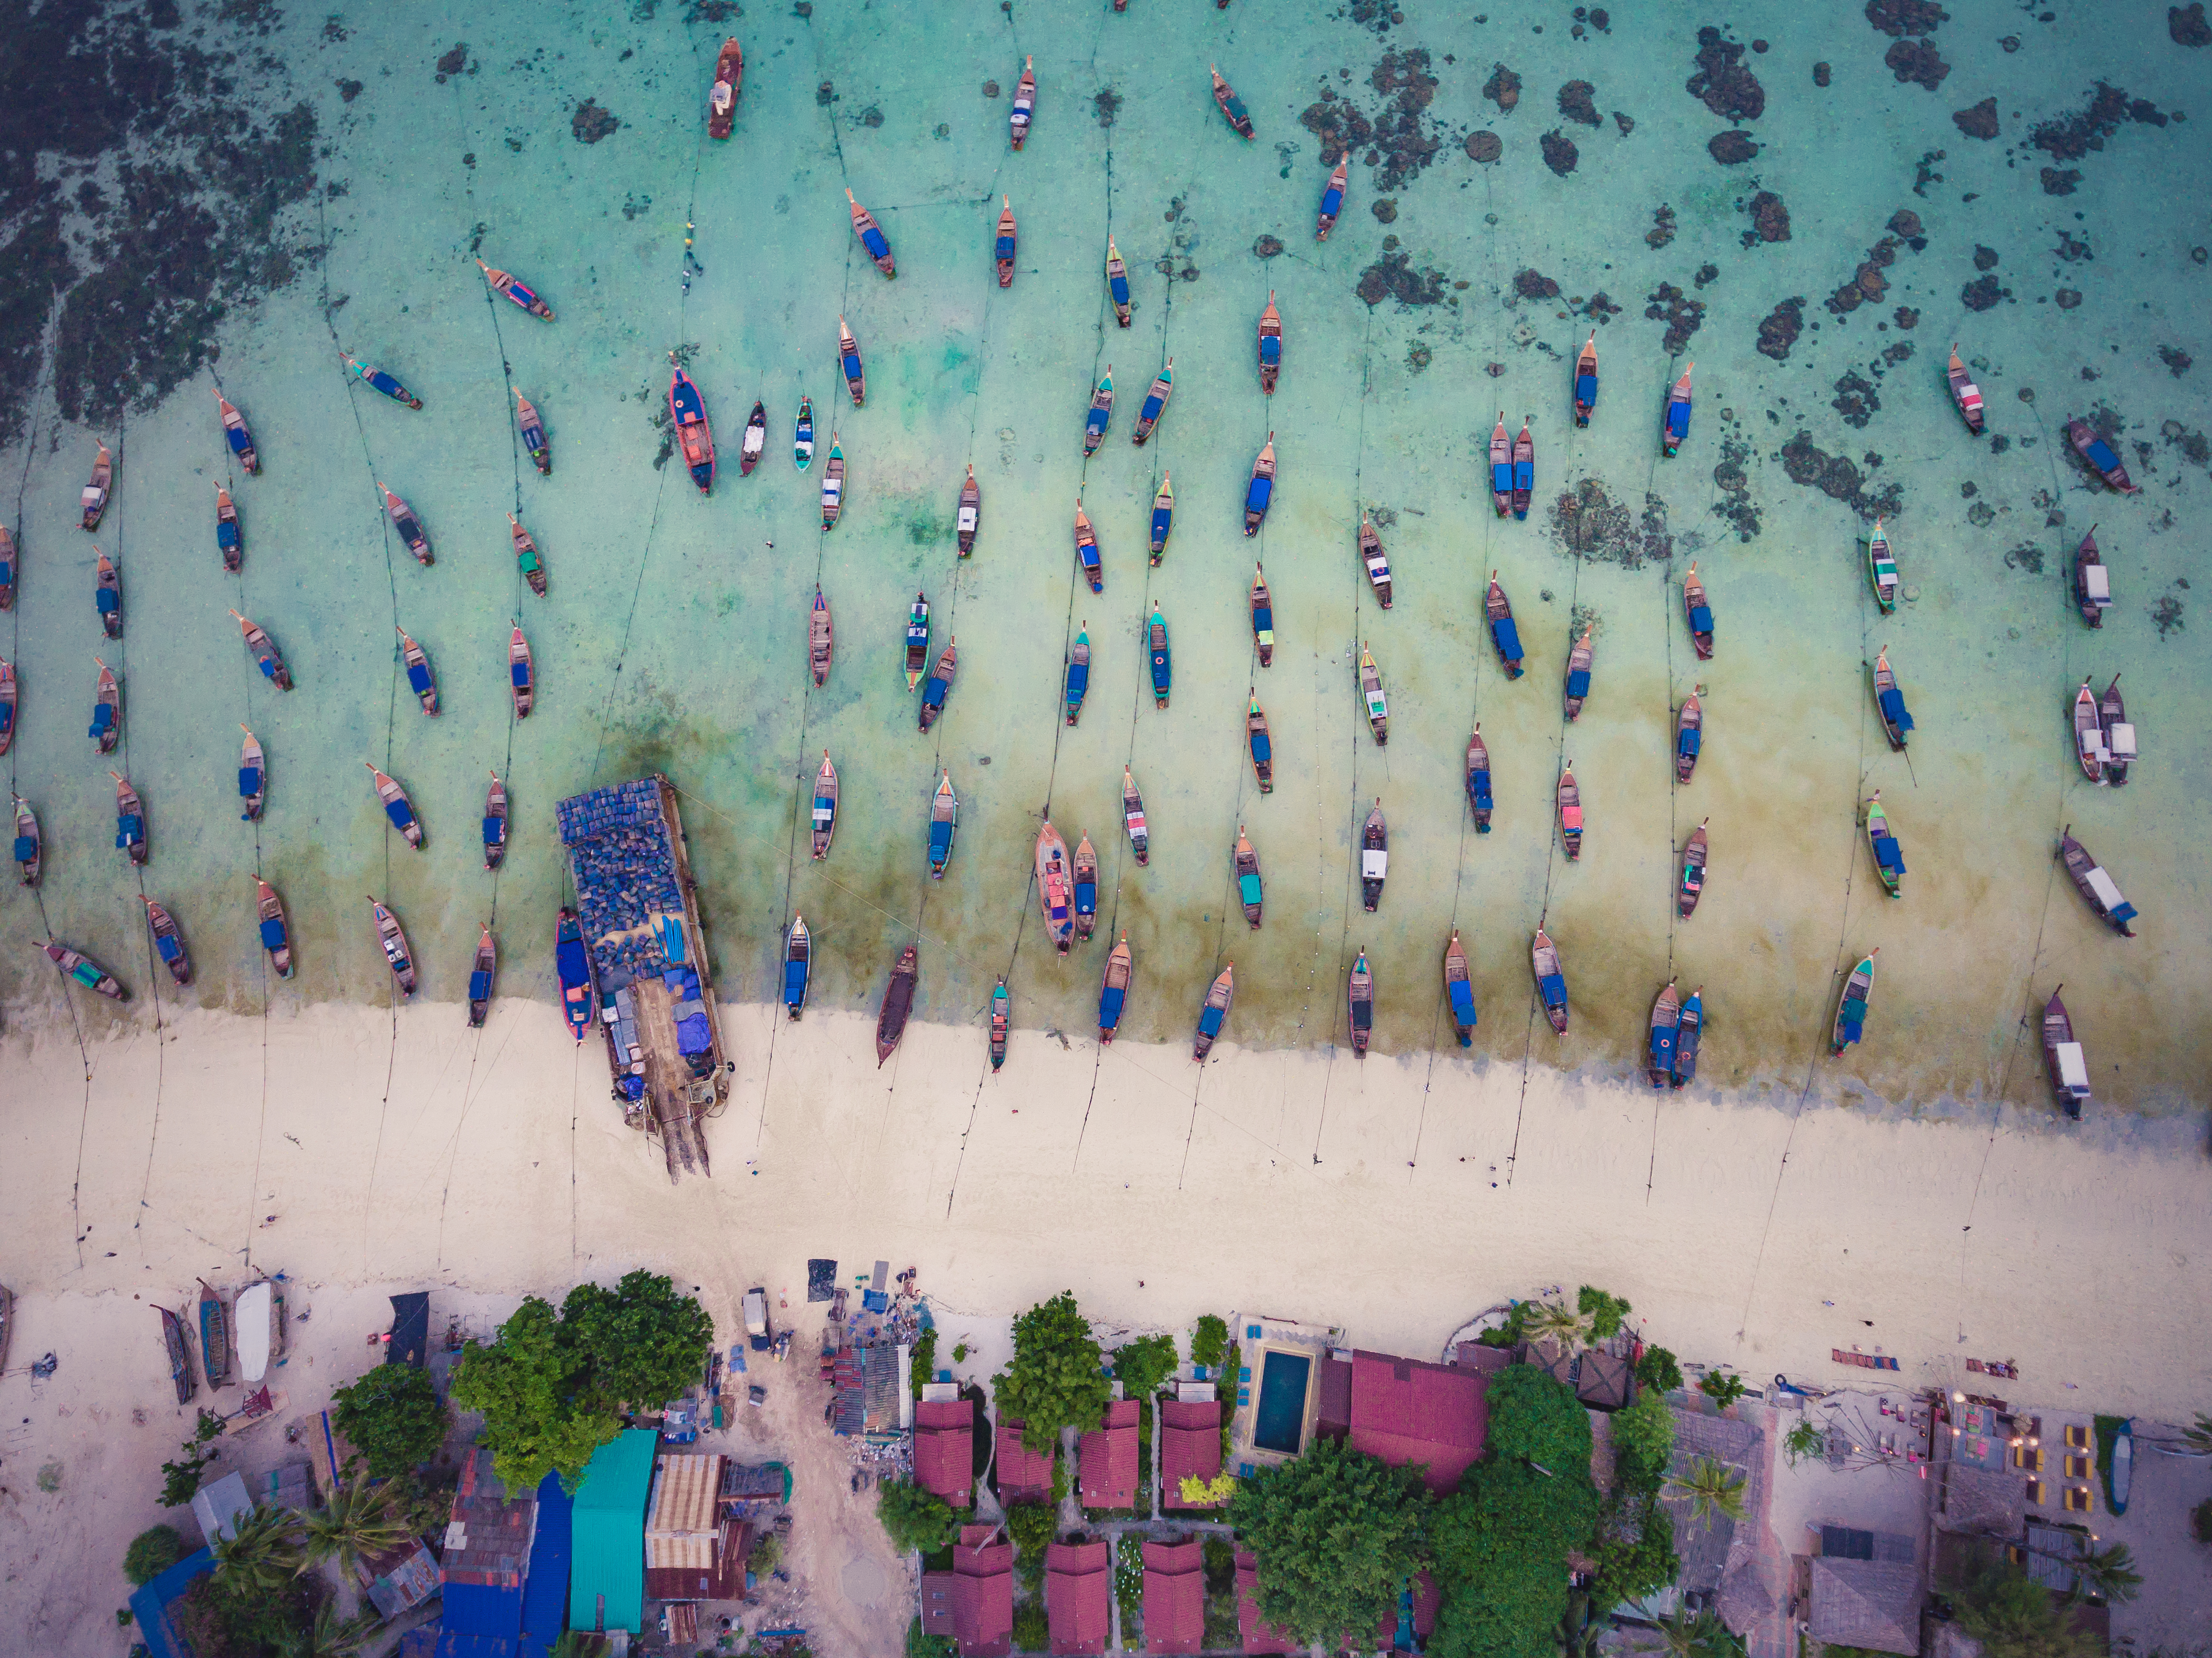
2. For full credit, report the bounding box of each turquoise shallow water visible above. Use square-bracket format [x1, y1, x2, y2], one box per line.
[2, 0, 2208, 1115]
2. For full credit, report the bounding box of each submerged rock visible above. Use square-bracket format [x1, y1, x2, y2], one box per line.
[1254, 235, 1285, 258]
[1864, 0, 1949, 35]
[2055, 289, 2083, 309]
[1558, 80, 1601, 125]
[1645, 283, 1706, 354]
[2171, 3, 2210, 45]
[2159, 345, 2192, 376]
[1832, 369, 1880, 429]
[1515, 269, 1562, 300]
[1781, 430, 1903, 519]
[1646, 204, 1677, 249]
[1974, 244, 2000, 271]
[1484, 62, 1523, 111]
[1953, 97, 1999, 138]
[1542, 129, 1579, 175]
[1961, 274, 2006, 310]
[1814, 61, 1833, 87]
[1747, 190, 1792, 241]
[1614, 111, 1635, 135]
[1466, 130, 1503, 163]
[573, 99, 620, 141]
[1885, 40, 1950, 89]
[1756, 295, 1806, 359]
[2032, 82, 2162, 163]
[1708, 130, 1759, 163]
[2041, 167, 2082, 195]
[1551, 479, 1675, 566]
[1356, 251, 1449, 306]
[1714, 437, 1761, 540]
[1686, 26, 1765, 121]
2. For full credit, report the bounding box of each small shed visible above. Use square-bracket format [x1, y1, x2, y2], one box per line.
[1808, 1557, 1923, 1656]
[1524, 1336, 1579, 1389]
[191, 1470, 253, 1548]
[1141, 1538, 1205, 1655]
[568, 1428, 657, 1634]
[1576, 1350, 1632, 1411]
[361, 1537, 442, 1619]
[644, 1451, 742, 1601]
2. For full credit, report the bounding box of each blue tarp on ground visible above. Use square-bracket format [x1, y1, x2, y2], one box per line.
[129, 1547, 215, 1658]
[518, 1470, 573, 1658]
[675, 1013, 712, 1055]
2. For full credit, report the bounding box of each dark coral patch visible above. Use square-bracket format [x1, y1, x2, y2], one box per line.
[573, 99, 620, 141]
[1483, 62, 1522, 111]
[1356, 251, 1449, 306]
[1686, 26, 1764, 121]
[1747, 191, 1791, 242]
[1885, 40, 1950, 90]
[1782, 431, 1902, 519]
[1645, 283, 1706, 354]
[1865, 0, 1949, 36]
[1515, 269, 1562, 300]
[1466, 130, 1502, 163]
[1961, 274, 2006, 310]
[1646, 205, 1677, 249]
[1756, 296, 1806, 360]
[1558, 80, 1601, 125]
[2172, 3, 2210, 45]
[1709, 131, 1759, 163]
[1952, 97, 1998, 138]
[1542, 130, 1579, 175]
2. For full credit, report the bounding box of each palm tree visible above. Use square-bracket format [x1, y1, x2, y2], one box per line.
[2179, 1413, 2212, 1456]
[2016, 1535, 2143, 1606]
[1664, 1456, 1748, 1528]
[212, 1502, 305, 1596]
[1653, 1607, 1744, 1658]
[276, 1600, 379, 1658]
[1519, 1300, 1590, 1351]
[299, 1474, 414, 1581]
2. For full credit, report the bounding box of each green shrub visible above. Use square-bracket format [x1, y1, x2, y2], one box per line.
[1005, 1503, 1056, 1556]
[1112, 1333, 1178, 1401]
[1191, 1315, 1230, 1370]
[330, 1364, 451, 1479]
[1011, 1600, 1050, 1652]
[906, 1615, 956, 1658]
[1609, 1391, 1675, 1493]
[876, 1481, 959, 1555]
[1486, 1363, 1594, 1474]
[124, 1525, 189, 1586]
[910, 1327, 940, 1397]
[749, 1532, 782, 1573]
[1202, 1534, 1235, 1589]
[1697, 1372, 1748, 1410]
[1590, 1492, 1680, 1613]
[1783, 1419, 1827, 1469]
[1634, 1346, 1682, 1395]
[1577, 1287, 1633, 1341]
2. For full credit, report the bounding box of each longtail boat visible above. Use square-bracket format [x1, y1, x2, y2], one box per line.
[2100, 674, 2133, 787]
[1675, 693, 1702, 784]
[1511, 417, 1534, 520]
[1359, 514, 1392, 607]
[1672, 987, 1704, 1087]
[366, 761, 423, 849]
[14, 795, 40, 886]
[1149, 475, 1174, 564]
[161, 1305, 196, 1403]
[515, 389, 551, 474]
[838, 316, 866, 407]
[795, 395, 815, 468]
[1872, 650, 1911, 751]
[256, 879, 293, 977]
[379, 482, 433, 565]
[1073, 834, 1099, 939]
[508, 623, 534, 719]
[1064, 628, 1090, 725]
[991, 979, 1010, 1070]
[821, 440, 845, 528]
[215, 388, 259, 472]
[509, 514, 547, 595]
[1563, 626, 1594, 720]
[199, 1283, 231, 1390]
[82, 443, 113, 529]
[1257, 293, 1282, 393]
[2043, 987, 2090, 1118]
[1466, 727, 1493, 832]
[1864, 792, 1904, 897]
[478, 259, 554, 319]
[928, 771, 959, 879]
[781, 915, 810, 1020]
[1661, 363, 1692, 457]
[1485, 573, 1523, 676]
[1194, 965, 1234, 1061]
[1134, 360, 1173, 444]
[811, 752, 838, 859]
[468, 925, 496, 1027]
[1358, 644, 1387, 745]
[2072, 679, 2105, 784]
[906, 593, 931, 689]
[1533, 929, 1568, 1033]
[370, 895, 417, 995]
[919, 638, 957, 730]
[1123, 765, 1150, 864]
[1037, 824, 1075, 953]
[44, 938, 125, 999]
[1947, 345, 1984, 435]
[1360, 799, 1387, 912]
[1084, 369, 1114, 455]
[216, 485, 242, 571]
[1347, 950, 1374, 1056]
[1247, 698, 1273, 793]
[847, 189, 897, 277]
[741, 400, 767, 475]
[1210, 65, 1254, 139]
[997, 198, 1019, 287]
[1556, 764, 1582, 860]
[1683, 562, 1715, 658]
[707, 36, 744, 136]
[91, 656, 120, 754]
[340, 352, 422, 409]
[143, 897, 191, 986]
[1074, 500, 1102, 592]
[1573, 331, 1598, 426]
[400, 624, 438, 708]
[1011, 56, 1035, 148]
[1867, 520, 1900, 613]
[1251, 564, 1274, 665]
[668, 356, 714, 492]
[1317, 158, 1348, 238]
[1243, 434, 1275, 534]
[1679, 819, 1709, 919]
[1488, 416, 1512, 516]
[1148, 609, 1171, 707]
[1444, 931, 1475, 1046]
[810, 588, 833, 687]
[1831, 949, 1876, 1054]
[1647, 980, 1680, 1086]
[2072, 525, 2110, 626]
[876, 943, 919, 1065]
[0, 524, 14, 608]
[2065, 417, 2137, 494]
[1235, 827, 1262, 927]
[1106, 236, 1131, 327]
[1098, 934, 1133, 1043]
[95, 548, 122, 637]
[482, 771, 507, 869]
[958, 464, 981, 555]
[555, 907, 594, 1039]
[112, 770, 147, 865]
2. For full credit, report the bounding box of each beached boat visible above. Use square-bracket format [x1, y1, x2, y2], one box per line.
[740, 400, 767, 476]
[1867, 520, 1900, 613]
[707, 36, 744, 136]
[379, 483, 433, 565]
[990, 979, 1010, 1069]
[795, 396, 814, 469]
[1556, 765, 1583, 860]
[2072, 679, 2106, 784]
[1444, 931, 1476, 1046]
[216, 485, 243, 572]
[215, 389, 259, 472]
[957, 464, 981, 555]
[112, 771, 147, 865]
[508, 624, 534, 718]
[1234, 827, 1263, 927]
[2042, 986, 2091, 1118]
[90, 656, 120, 754]
[2100, 674, 2134, 787]
[236, 725, 265, 821]
[1149, 609, 1171, 707]
[82, 442, 113, 530]
[1210, 65, 1254, 138]
[14, 795, 41, 886]
[1251, 565, 1274, 666]
[1563, 626, 1594, 720]
[1488, 416, 1512, 516]
[811, 588, 833, 687]
[1466, 727, 1493, 832]
[920, 639, 957, 730]
[928, 771, 959, 878]
[1675, 694, 1702, 784]
[1872, 650, 1912, 751]
[1098, 934, 1133, 1043]
[1062, 627, 1090, 725]
[44, 938, 125, 999]
[1662, 363, 1692, 457]
[837, 316, 866, 409]
[1084, 369, 1114, 455]
[1360, 799, 1387, 912]
[236, 1280, 273, 1384]
[1317, 158, 1348, 239]
[1106, 235, 1131, 327]
[2065, 417, 2137, 494]
[1037, 824, 1075, 953]
[509, 388, 551, 476]
[1673, 987, 1704, 1088]
[256, 880, 293, 977]
[904, 593, 931, 690]
[1533, 929, 1568, 1033]
[2071, 525, 2110, 627]
[1123, 766, 1150, 864]
[1244, 434, 1275, 535]
[1134, 361, 1173, 445]
[1257, 293, 1282, 394]
[846, 189, 896, 278]
[668, 356, 714, 492]
[468, 925, 496, 1027]
[1074, 499, 1102, 592]
[876, 942, 918, 1065]
[1359, 644, 1387, 745]
[199, 1283, 230, 1389]
[1347, 950, 1374, 1056]
[1947, 345, 1984, 434]
[1572, 332, 1598, 426]
[478, 259, 554, 320]
[1194, 965, 1234, 1061]
[143, 897, 191, 986]
[504, 516, 547, 596]
[0, 525, 13, 608]
[783, 915, 810, 1020]
[1358, 514, 1392, 608]
[1864, 792, 1904, 897]
[95, 548, 122, 637]
[821, 440, 845, 528]
[556, 907, 594, 1039]
[369, 896, 417, 995]
[161, 1305, 196, 1404]
[1648, 980, 1681, 1086]
[811, 752, 839, 860]
[1683, 562, 1715, 659]
[482, 771, 507, 869]
[1831, 950, 1877, 1054]
[1511, 418, 1534, 520]
[1011, 56, 1035, 147]
[1149, 475, 1174, 565]
[1679, 819, 1709, 919]
[231, 609, 290, 689]
[340, 352, 421, 409]
[366, 761, 423, 849]
[1247, 698, 1273, 793]
[1074, 834, 1099, 940]
[1485, 572, 1524, 676]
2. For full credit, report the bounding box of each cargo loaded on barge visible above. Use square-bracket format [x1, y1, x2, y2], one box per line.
[556, 776, 730, 1180]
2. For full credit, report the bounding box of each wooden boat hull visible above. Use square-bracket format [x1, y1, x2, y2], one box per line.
[1134, 368, 1171, 445]
[2099, 676, 2131, 787]
[1489, 423, 1512, 516]
[1485, 580, 1524, 677]
[0, 525, 15, 609]
[1678, 824, 1708, 919]
[1573, 339, 1598, 426]
[811, 756, 838, 860]
[82, 447, 112, 530]
[822, 450, 845, 529]
[1098, 938, 1132, 1042]
[509, 627, 534, 719]
[1948, 350, 1984, 435]
[1444, 933, 1475, 1047]
[1149, 615, 1170, 707]
[1672, 994, 1703, 1088]
[928, 776, 958, 879]
[46, 940, 125, 998]
[1662, 374, 1692, 457]
[1244, 444, 1275, 533]
[1872, 657, 1910, 752]
[1556, 773, 1582, 861]
[1123, 771, 1149, 865]
[990, 982, 1010, 1069]
[145, 900, 191, 986]
[1195, 968, 1234, 1061]
[742, 403, 767, 476]
[1360, 522, 1392, 608]
[1647, 983, 1681, 1087]
[381, 487, 433, 565]
[1037, 826, 1074, 952]
[919, 641, 956, 731]
[2072, 533, 2108, 628]
[217, 392, 259, 473]
[113, 776, 147, 865]
[849, 196, 896, 278]
[839, 322, 866, 406]
[257, 882, 293, 978]
[1212, 70, 1254, 139]
[1236, 841, 1262, 928]
[1683, 568, 1715, 659]
[1251, 570, 1273, 666]
[2072, 684, 2104, 784]
[1073, 837, 1098, 940]
[2057, 833, 2135, 936]
[1360, 805, 1387, 912]
[906, 596, 930, 690]
[1084, 377, 1113, 454]
[1074, 510, 1102, 593]
[483, 775, 507, 869]
[1011, 61, 1035, 148]
[1864, 803, 1903, 897]
[1511, 424, 1533, 520]
[516, 391, 551, 473]
[217, 490, 242, 572]
[2065, 418, 2137, 493]
[1867, 529, 1899, 614]
[1831, 955, 1875, 1053]
[1065, 633, 1089, 725]
[1247, 704, 1272, 793]
[2042, 991, 2090, 1118]
[708, 38, 743, 136]
[1149, 481, 1173, 564]
[469, 930, 496, 1027]
[669, 366, 714, 493]
[1466, 732, 1492, 833]
[14, 798, 40, 886]
[369, 766, 423, 850]
[1675, 698, 1701, 784]
[372, 899, 418, 995]
[91, 667, 120, 755]
[399, 631, 438, 716]
[161, 1306, 197, 1404]
[795, 398, 814, 468]
[1359, 650, 1386, 745]
[1563, 631, 1592, 721]
[784, 919, 810, 1020]
[810, 590, 833, 687]
[876, 945, 918, 1066]
[957, 472, 981, 555]
[1532, 933, 1568, 1034]
[1257, 308, 1281, 395]
[96, 557, 122, 638]
[200, 1286, 231, 1389]
[1317, 161, 1347, 239]
[556, 908, 595, 1039]
[1346, 954, 1373, 1055]
[509, 520, 544, 600]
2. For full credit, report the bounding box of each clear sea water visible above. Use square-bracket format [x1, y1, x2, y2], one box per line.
[3, 0, 2207, 1118]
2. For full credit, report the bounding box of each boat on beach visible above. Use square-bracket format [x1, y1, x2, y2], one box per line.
[1672, 987, 1704, 1087]
[741, 401, 767, 475]
[1867, 520, 1900, 613]
[1247, 698, 1273, 793]
[1563, 626, 1594, 720]
[91, 657, 119, 753]
[1195, 965, 1234, 1061]
[1244, 434, 1275, 534]
[1149, 609, 1171, 708]
[811, 589, 833, 687]
[2043, 986, 2091, 1118]
[44, 938, 125, 999]
[1210, 65, 1254, 138]
[2099, 675, 2134, 786]
[1485, 572, 1524, 676]
[1864, 792, 1904, 897]
[990, 979, 1010, 1069]
[928, 771, 958, 879]
[482, 772, 507, 869]
[216, 485, 242, 571]
[919, 639, 957, 730]
[95, 548, 122, 637]
[1257, 293, 1282, 394]
[236, 1280, 275, 1384]
[1648, 980, 1680, 1086]
[811, 752, 838, 860]
[1831, 950, 1877, 1054]
[215, 389, 259, 472]
[1466, 727, 1493, 832]
[1347, 950, 1374, 1056]
[555, 907, 595, 1040]
[795, 396, 814, 468]
[1037, 824, 1075, 953]
[846, 189, 897, 277]
[1317, 158, 1348, 239]
[1533, 929, 1568, 1033]
[1064, 628, 1089, 724]
[1073, 834, 1098, 939]
[161, 1305, 196, 1404]
[366, 761, 423, 849]
[837, 318, 866, 409]
[1675, 694, 1702, 783]
[143, 897, 191, 986]
[1251, 565, 1274, 665]
[1556, 764, 1582, 860]
[1511, 418, 1534, 520]
[1683, 562, 1715, 659]
[1074, 500, 1102, 592]
[507, 515, 547, 595]
[1360, 514, 1392, 607]
[15, 795, 41, 885]
[2057, 829, 2134, 936]
[369, 895, 418, 995]
[707, 36, 744, 136]
[1872, 649, 1912, 750]
[995, 195, 1017, 286]
[378, 482, 433, 565]
[1947, 345, 1984, 434]
[1359, 644, 1387, 745]
[668, 357, 714, 492]
[1235, 827, 1263, 927]
[1098, 934, 1133, 1043]
[1360, 799, 1387, 912]
[1679, 819, 1709, 918]
[82, 443, 113, 529]
[1106, 235, 1132, 326]
[1662, 363, 1692, 457]
[468, 925, 496, 1027]
[232, 609, 291, 690]
[1573, 332, 1598, 426]
[1444, 931, 1475, 1046]
[2065, 417, 2138, 494]
[112, 770, 147, 864]
[477, 260, 554, 320]
[199, 1283, 230, 1389]
[906, 594, 931, 689]
[1149, 475, 1174, 564]
[1011, 58, 1035, 148]
[509, 624, 534, 718]
[876, 943, 918, 1066]
[1123, 765, 1150, 864]
[958, 464, 981, 555]
[340, 352, 421, 409]
[2071, 526, 2110, 626]
[1084, 369, 1114, 455]
[1135, 362, 1173, 446]
[256, 880, 293, 977]
[2072, 679, 2106, 784]
[821, 440, 845, 528]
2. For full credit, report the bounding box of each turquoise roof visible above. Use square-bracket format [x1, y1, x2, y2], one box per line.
[567, 1428, 657, 1633]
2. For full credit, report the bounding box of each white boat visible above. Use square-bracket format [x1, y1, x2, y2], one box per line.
[236, 1281, 273, 1383]
[2110, 1420, 2132, 1513]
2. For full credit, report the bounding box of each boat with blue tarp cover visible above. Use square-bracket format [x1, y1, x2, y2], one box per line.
[509, 624, 534, 719]
[846, 190, 896, 277]
[1466, 727, 1493, 832]
[479, 259, 555, 319]
[919, 639, 956, 731]
[215, 485, 241, 571]
[990, 979, 1010, 1070]
[1084, 370, 1113, 454]
[1864, 792, 1904, 897]
[905, 593, 930, 689]
[365, 762, 421, 848]
[668, 356, 714, 492]
[1564, 626, 1593, 720]
[1106, 236, 1131, 326]
[468, 925, 495, 1027]
[811, 752, 838, 860]
[928, 772, 958, 878]
[1235, 827, 1262, 927]
[15, 795, 41, 885]
[1065, 629, 1089, 724]
[1485, 574, 1524, 676]
[1648, 980, 1679, 1086]
[2057, 830, 2134, 936]
[1444, 931, 1475, 1046]
[1533, 929, 1568, 1033]
[1149, 610, 1171, 707]
[1257, 294, 1281, 393]
[397, 627, 437, 714]
[784, 916, 810, 1020]
[96, 547, 121, 636]
[1074, 835, 1098, 940]
[838, 317, 865, 406]
[1573, 332, 1597, 425]
[1150, 475, 1174, 564]
[1194, 965, 1234, 1061]
[1098, 934, 1132, 1043]
[1679, 819, 1708, 918]
[1672, 987, 1703, 1087]
[556, 908, 594, 1041]
[483, 772, 507, 868]
[1244, 435, 1275, 533]
[143, 897, 190, 985]
[91, 657, 119, 753]
[215, 389, 258, 472]
[1662, 363, 1692, 457]
[112, 771, 147, 864]
[1317, 159, 1347, 238]
[1347, 951, 1374, 1055]
[516, 389, 550, 473]
[1074, 501, 1102, 592]
[379, 482, 432, 565]
[1251, 565, 1273, 665]
[1511, 418, 1534, 519]
[996, 197, 1017, 287]
[256, 879, 292, 977]
[1675, 694, 1702, 784]
[340, 352, 421, 409]
[1135, 363, 1172, 445]
[1683, 562, 1714, 659]
[1247, 699, 1272, 793]
[1831, 950, 1877, 1054]
[1873, 649, 1913, 750]
[1489, 416, 1512, 516]
[795, 396, 814, 468]
[370, 896, 417, 996]
[1211, 65, 1254, 139]
[2065, 417, 2138, 494]
[0, 526, 14, 609]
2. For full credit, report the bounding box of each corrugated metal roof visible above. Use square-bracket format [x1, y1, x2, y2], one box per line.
[126, 1547, 214, 1658]
[568, 1430, 656, 1634]
[644, 1452, 723, 1568]
[517, 1470, 573, 1658]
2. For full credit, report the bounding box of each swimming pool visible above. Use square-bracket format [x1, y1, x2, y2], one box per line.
[1252, 1350, 1311, 1456]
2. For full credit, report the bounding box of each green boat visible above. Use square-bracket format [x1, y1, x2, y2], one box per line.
[1867, 520, 1899, 614]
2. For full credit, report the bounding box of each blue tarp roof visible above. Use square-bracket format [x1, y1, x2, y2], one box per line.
[387, 1292, 430, 1368]
[128, 1547, 215, 1658]
[518, 1470, 573, 1658]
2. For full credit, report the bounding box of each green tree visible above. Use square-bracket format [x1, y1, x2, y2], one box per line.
[909, 1326, 940, 1396]
[1428, 1458, 1600, 1658]
[1956, 1561, 2099, 1658]
[1224, 1436, 1429, 1646]
[1011, 1601, 1050, 1652]
[1664, 1456, 1747, 1528]
[1577, 1287, 1633, 1341]
[124, 1524, 189, 1586]
[1609, 1390, 1676, 1492]
[450, 1296, 611, 1492]
[1191, 1315, 1230, 1370]
[1783, 1418, 1828, 1469]
[2179, 1412, 2212, 1455]
[993, 1292, 1110, 1455]
[299, 1473, 414, 1581]
[1518, 1300, 1591, 1350]
[1004, 1503, 1056, 1556]
[906, 1615, 957, 1658]
[1698, 1372, 1749, 1409]
[210, 1503, 304, 1597]
[1652, 1606, 1743, 1658]
[560, 1270, 713, 1409]
[1589, 1491, 1680, 1613]
[1635, 1346, 1683, 1396]
[329, 1364, 451, 1479]
[2016, 1537, 2141, 1605]
[876, 1480, 960, 1555]
[1112, 1333, 1178, 1402]
[1486, 1363, 1594, 1475]
[275, 1599, 379, 1658]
